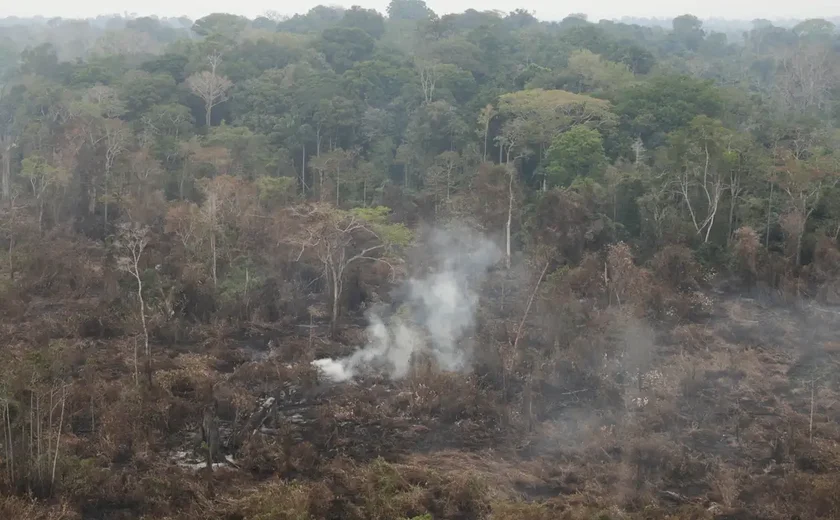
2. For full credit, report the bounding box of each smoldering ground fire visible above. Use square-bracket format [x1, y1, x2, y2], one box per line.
[313, 227, 501, 382]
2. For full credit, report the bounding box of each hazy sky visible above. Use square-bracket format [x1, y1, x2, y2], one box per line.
[0, 0, 838, 22]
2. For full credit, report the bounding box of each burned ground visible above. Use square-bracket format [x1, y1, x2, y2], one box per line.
[4, 275, 840, 520]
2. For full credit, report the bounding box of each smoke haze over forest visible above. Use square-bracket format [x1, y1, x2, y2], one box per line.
[1, 1, 839, 25]
[3, 1, 840, 519]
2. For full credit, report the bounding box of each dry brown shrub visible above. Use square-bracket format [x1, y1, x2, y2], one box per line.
[0, 497, 79, 520]
[652, 245, 701, 293]
[779, 210, 805, 262]
[607, 241, 649, 308]
[491, 501, 555, 520]
[707, 459, 740, 508]
[96, 384, 171, 462]
[813, 236, 840, 276]
[733, 226, 760, 285]
[670, 324, 714, 354]
[400, 370, 493, 422]
[776, 472, 840, 518]
[237, 435, 281, 477]
[157, 353, 215, 395]
[623, 434, 683, 490]
[812, 237, 840, 303]
[228, 479, 314, 520]
[314, 456, 492, 520]
[566, 253, 606, 299]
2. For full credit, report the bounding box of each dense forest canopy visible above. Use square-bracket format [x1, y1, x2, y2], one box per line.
[2, 3, 840, 520]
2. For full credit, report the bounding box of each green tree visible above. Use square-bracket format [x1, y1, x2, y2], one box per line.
[615, 75, 722, 147]
[340, 6, 387, 39]
[192, 13, 248, 40]
[387, 0, 434, 21]
[545, 126, 607, 188]
[20, 155, 69, 231]
[671, 14, 705, 52]
[118, 70, 177, 120]
[792, 19, 835, 41]
[316, 27, 376, 73]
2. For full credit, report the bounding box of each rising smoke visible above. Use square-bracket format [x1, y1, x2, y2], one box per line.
[313, 227, 501, 382]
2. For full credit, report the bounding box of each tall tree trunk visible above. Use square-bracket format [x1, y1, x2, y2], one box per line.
[329, 264, 340, 339]
[3, 402, 13, 483]
[483, 123, 489, 162]
[513, 261, 550, 351]
[795, 228, 803, 267]
[766, 182, 773, 250]
[8, 234, 12, 281]
[704, 209, 716, 243]
[103, 167, 109, 231]
[1, 146, 10, 201]
[446, 166, 451, 201]
[728, 194, 736, 244]
[179, 161, 188, 200]
[50, 386, 65, 490]
[135, 268, 151, 386]
[301, 144, 306, 193]
[506, 165, 514, 269]
[205, 102, 212, 128]
[210, 232, 217, 287]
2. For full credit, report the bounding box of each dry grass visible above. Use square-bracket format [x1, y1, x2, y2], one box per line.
[4, 233, 840, 520]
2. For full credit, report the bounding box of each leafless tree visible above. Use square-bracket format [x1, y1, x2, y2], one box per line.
[416, 59, 440, 104]
[775, 44, 837, 114]
[287, 204, 403, 337]
[187, 55, 233, 128]
[115, 222, 152, 385]
[102, 119, 130, 229]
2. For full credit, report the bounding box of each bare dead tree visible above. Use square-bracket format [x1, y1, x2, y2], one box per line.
[102, 119, 129, 230]
[672, 142, 724, 243]
[187, 56, 233, 128]
[115, 222, 152, 385]
[50, 385, 66, 490]
[775, 44, 836, 114]
[416, 59, 440, 104]
[286, 204, 404, 337]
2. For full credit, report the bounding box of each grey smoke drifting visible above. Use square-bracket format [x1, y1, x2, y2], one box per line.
[313, 227, 500, 382]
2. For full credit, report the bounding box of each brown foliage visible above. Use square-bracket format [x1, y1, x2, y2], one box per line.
[652, 245, 701, 293]
[733, 226, 760, 284]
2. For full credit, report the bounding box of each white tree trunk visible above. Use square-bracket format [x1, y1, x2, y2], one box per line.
[210, 232, 217, 287]
[329, 263, 341, 338]
[506, 166, 514, 269]
[135, 260, 151, 385]
[205, 101, 212, 128]
[1, 141, 11, 201]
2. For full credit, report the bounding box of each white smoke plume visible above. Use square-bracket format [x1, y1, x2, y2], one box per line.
[313, 227, 500, 382]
